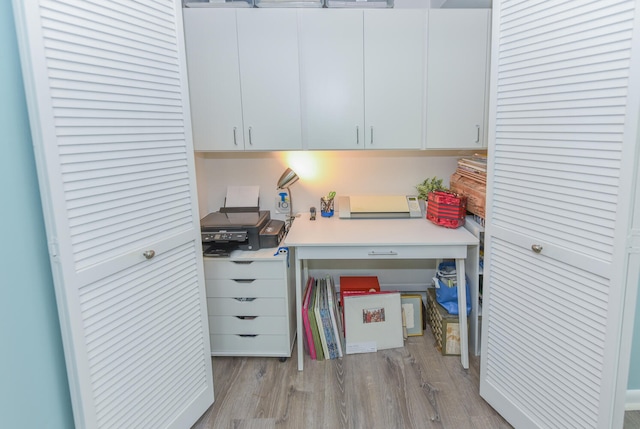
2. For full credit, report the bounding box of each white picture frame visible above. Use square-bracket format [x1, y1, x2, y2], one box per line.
[343, 292, 403, 354]
[401, 294, 424, 336]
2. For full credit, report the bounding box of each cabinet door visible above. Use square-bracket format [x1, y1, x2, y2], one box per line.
[237, 9, 302, 151]
[13, 1, 214, 427]
[426, 9, 490, 149]
[364, 10, 426, 149]
[299, 10, 364, 150]
[184, 8, 245, 151]
[480, 1, 640, 428]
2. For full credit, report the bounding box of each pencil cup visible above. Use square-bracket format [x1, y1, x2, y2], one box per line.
[320, 197, 334, 217]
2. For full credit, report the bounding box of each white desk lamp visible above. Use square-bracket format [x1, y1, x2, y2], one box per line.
[276, 167, 299, 228]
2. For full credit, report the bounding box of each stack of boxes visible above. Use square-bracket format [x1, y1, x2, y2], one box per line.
[449, 154, 487, 222]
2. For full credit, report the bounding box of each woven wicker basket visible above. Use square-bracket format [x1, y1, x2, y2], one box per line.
[427, 288, 464, 356]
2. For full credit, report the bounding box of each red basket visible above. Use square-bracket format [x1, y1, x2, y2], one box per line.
[426, 191, 467, 228]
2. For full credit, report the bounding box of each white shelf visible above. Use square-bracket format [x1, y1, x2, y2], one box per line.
[464, 214, 484, 236]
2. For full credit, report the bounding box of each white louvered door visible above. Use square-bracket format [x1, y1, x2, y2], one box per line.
[12, 1, 214, 428]
[481, 1, 640, 428]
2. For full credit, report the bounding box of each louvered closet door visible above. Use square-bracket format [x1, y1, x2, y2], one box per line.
[480, 1, 640, 428]
[12, 1, 214, 428]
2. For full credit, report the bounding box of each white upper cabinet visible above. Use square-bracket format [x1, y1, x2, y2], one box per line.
[426, 9, 490, 149]
[299, 10, 365, 150]
[183, 9, 302, 151]
[299, 9, 425, 150]
[364, 9, 426, 150]
[237, 9, 302, 151]
[184, 8, 245, 151]
[184, 8, 487, 152]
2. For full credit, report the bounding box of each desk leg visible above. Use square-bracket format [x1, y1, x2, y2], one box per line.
[455, 258, 469, 369]
[295, 253, 304, 371]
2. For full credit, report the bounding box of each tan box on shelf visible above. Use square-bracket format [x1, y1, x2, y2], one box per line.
[427, 288, 465, 356]
[449, 171, 486, 219]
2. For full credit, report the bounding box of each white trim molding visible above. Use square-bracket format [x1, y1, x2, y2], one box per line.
[626, 390, 640, 411]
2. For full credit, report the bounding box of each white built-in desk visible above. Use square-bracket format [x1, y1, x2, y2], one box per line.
[284, 214, 480, 371]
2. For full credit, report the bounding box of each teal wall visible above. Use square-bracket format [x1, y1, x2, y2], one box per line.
[0, 2, 74, 428]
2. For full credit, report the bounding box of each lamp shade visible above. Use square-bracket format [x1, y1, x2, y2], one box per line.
[276, 167, 299, 189]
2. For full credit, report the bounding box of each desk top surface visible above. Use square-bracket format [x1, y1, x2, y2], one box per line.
[284, 213, 478, 247]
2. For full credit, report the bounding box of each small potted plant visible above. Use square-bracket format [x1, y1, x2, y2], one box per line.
[415, 176, 446, 216]
[416, 176, 447, 200]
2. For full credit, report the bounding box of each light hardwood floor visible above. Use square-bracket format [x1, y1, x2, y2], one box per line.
[192, 330, 640, 429]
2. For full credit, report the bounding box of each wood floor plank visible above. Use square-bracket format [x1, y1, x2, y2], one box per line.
[624, 410, 640, 428]
[192, 330, 638, 429]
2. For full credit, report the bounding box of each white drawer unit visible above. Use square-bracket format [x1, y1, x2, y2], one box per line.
[203, 247, 296, 358]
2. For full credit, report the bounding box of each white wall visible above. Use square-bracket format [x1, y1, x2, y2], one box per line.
[195, 150, 473, 220]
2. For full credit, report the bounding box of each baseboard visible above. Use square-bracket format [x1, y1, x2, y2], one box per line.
[627, 389, 640, 411]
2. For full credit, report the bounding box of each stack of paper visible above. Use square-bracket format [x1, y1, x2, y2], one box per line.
[455, 154, 487, 184]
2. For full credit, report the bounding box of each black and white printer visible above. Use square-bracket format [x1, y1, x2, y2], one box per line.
[200, 186, 286, 257]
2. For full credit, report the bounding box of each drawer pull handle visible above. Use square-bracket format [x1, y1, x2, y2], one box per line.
[238, 334, 258, 338]
[232, 261, 253, 265]
[233, 279, 256, 283]
[368, 250, 398, 256]
[236, 316, 257, 320]
[234, 297, 256, 302]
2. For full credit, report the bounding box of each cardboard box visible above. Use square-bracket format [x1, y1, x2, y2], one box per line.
[450, 171, 486, 219]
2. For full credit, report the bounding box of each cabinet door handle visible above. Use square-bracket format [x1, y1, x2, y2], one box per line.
[370, 126, 374, 145]
[475, 125, 480, 144]
[233, 279, 256, 283]
[531, 244, 543, 254]
[356, 126, 359, 145]
[143, 250, 155, 259]
[233, 126, 238, 146]
[248, 126, 253, 145]
[368, 250, 398, 256]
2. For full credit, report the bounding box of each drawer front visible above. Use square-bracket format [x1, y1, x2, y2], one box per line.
[204, 259, 282, 279]
[205, 278, 284, 298]
[210, 334, 291, 356]
[208, 315, 288, 335]
[296, 245, 468, 260]
[207, 297, 286, 316]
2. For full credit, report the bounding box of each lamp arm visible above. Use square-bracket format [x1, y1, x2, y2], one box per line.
[286, 186, 294, 231]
